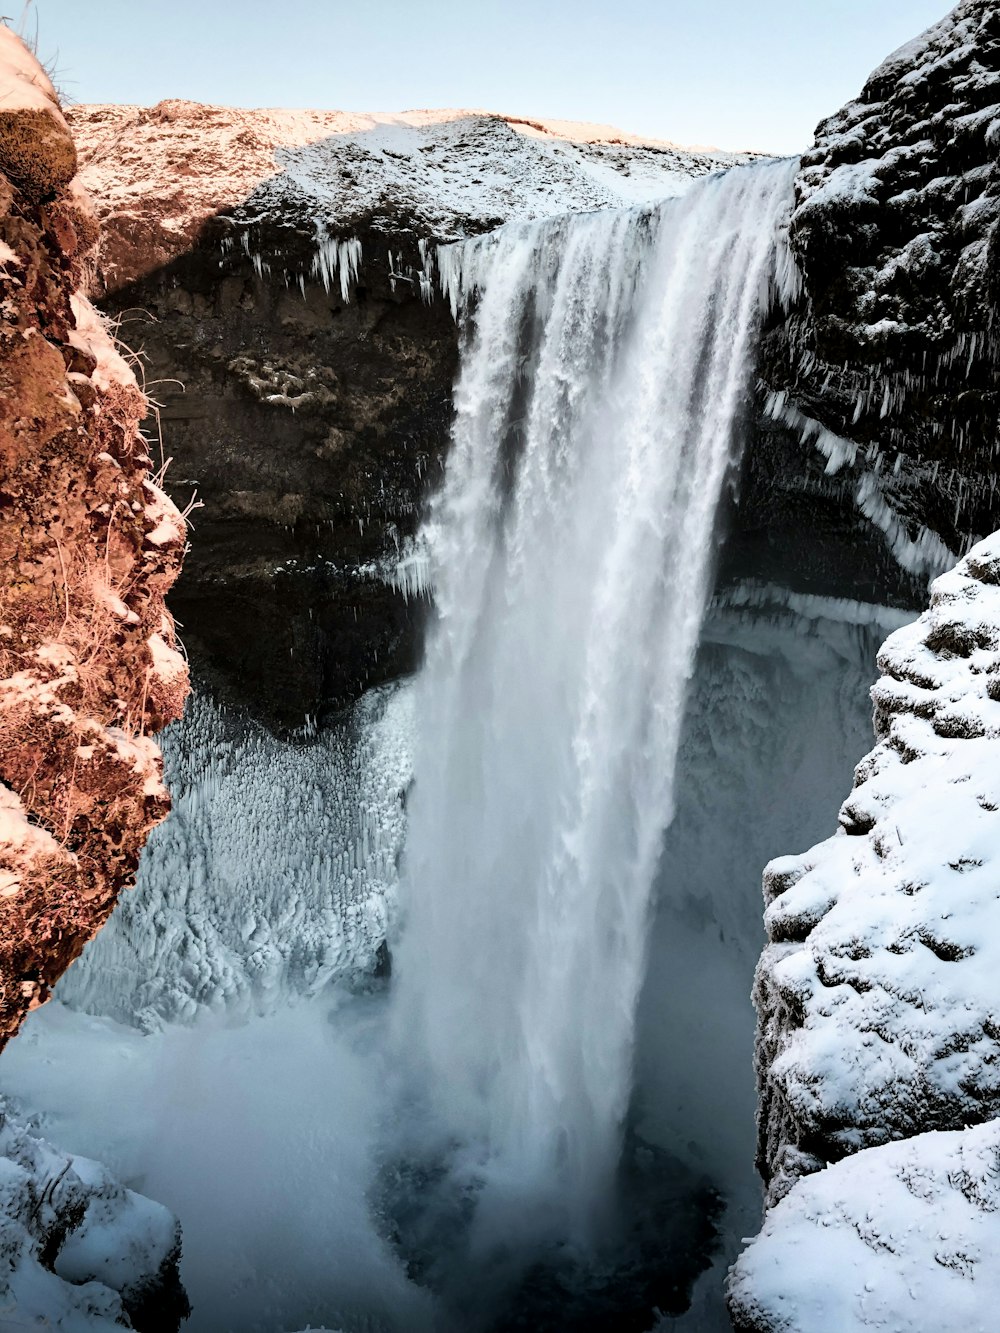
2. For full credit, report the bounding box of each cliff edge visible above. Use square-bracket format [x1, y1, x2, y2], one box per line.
[0, 25, 190, 1328]
[0, 25, 189, 1045]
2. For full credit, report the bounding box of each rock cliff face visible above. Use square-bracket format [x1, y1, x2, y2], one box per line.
[66, 103, 754, 728]
[0, 27, 189, 1328]
[67, 26, 1000, 730]
[729, 5, 1000, 1326]
[0, 27, 188, 1048]
[738, 0, 999, 596]
[730, 533, 1000, 1330]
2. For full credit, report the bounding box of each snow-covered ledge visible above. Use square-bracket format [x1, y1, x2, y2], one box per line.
[729, 530, 1000, 1330]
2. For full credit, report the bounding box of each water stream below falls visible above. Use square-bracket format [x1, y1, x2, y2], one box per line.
[0, 159, 900, 1331]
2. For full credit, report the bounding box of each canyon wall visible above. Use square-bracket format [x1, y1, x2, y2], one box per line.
[69, 21, 999, 732]
[0, 26, 189, 1327]
[66, 105, 754, 728]
[733, 0, 999, 595]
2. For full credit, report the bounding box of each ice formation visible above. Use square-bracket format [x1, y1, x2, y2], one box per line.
[762, 391, 958, 582]
[58, 684, 414, 1028]
[312, 233, 363, 302]
[0, 586, 890, 1333]
[391, 158, 800, 1246]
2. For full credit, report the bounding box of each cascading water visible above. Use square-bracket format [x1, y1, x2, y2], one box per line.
[391, 159, 800, 1259]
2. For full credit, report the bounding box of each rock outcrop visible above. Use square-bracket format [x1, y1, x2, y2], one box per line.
[741, 0, 999, 589]
[729, 1118, 1000, 1333]
[0, 27, 188, 1047]
[728, 6, 1000, 1327]
[750, 533, 1000, 1205]
[0, 26, 189, 1328]
[729, 538, 1000, 1333]
[0, 1100, 189, 1331]
[65, 103, 753, 728]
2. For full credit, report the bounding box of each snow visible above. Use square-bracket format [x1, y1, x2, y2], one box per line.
[142, 479, 186, 549]
[0, 24, 63, 118]
[68, 102, 762, 252]
[0, 1100, 181, 1331]
[728, 1120, 1000, 1333]
[754, 530, 1000, 1184]
[67, 293, 136, 392]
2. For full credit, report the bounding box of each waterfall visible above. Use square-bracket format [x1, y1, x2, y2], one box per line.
[391, 159, 799, 1253]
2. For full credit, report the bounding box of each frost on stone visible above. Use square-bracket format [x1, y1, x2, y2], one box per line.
[67, 101, 763, 287]
[0, 1101, 187, 1329]
[753, 531, 1000, 1203]
[764, 0, 999, 563]
[728, 1120, 1000, 1333]
[57, 683, 414, 1028]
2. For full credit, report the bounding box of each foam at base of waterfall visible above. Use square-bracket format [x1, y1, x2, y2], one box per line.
[57, 683, 414, 1028]
[392, 158, 801, 1254]
[0, 992, 437, 1333]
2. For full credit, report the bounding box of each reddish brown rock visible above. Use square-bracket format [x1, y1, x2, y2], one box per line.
[0, 31, 188, 1048]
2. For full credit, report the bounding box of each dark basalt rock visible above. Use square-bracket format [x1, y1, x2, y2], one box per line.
[755, 0, 1000, 558]
[101, 217, 456, 730]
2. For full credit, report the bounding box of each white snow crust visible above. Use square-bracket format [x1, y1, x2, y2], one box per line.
[0, 24, 64, 119]
[68, 102, 760, 249]
[0, 1101, 180, 1331]
[728, 1119, 1000, 1333]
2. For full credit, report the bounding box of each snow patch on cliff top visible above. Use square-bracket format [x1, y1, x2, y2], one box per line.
[67, 101, 761, 254]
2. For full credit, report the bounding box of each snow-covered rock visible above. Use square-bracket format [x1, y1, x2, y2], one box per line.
[728, 1119, 1000, 1333]
[67, 101, 757, 282]
[756, 0, 999, 567]
[0, 23, 76, 200]
[731, 531, 1000, 1326]
[752, 533, 1000, 1198]
[0, 1101, 188, 1330]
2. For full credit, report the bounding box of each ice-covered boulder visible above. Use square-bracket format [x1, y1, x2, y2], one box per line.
[728, 1119, 1000, 1333]
[0, 1102, 188, 1330]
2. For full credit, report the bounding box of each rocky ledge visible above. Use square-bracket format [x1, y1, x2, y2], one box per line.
[729, 531, 1000, 1328]
[747, 0, 999, 578]
[0, 26, 188, 1327]
[0, 26, 188, 1045]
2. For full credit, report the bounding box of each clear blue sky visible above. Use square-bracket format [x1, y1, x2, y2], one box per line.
[25, 0, 949, 154]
